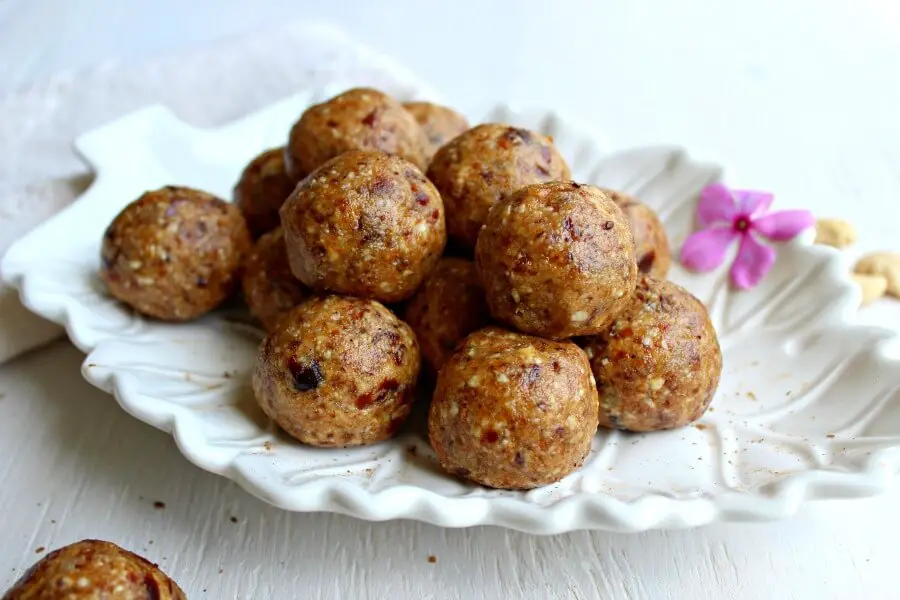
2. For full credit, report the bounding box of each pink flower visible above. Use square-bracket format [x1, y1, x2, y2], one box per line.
[680, 183, 814, 289]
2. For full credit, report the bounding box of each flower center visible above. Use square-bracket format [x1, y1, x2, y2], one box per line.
[735, 217, 751, 232]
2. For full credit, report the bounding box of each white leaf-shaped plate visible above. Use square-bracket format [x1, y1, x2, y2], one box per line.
[4, 86, 900, 533]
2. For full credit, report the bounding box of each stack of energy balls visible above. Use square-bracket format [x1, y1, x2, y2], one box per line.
[99, 87, 722, 490]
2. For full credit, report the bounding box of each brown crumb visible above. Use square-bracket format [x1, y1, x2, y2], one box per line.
[826, 434, 836, 439]
[223, 371, 233, 379]
[694, 423, 708, 431]
[264, 441, 273, 451]
[218, 568, 224, 574]
[746, 391, 757, 400]
[153, 501, 166, 509]
[427, 555, 437, 564]
[35, 547, 45, 554]
[230, 516, 238, 524]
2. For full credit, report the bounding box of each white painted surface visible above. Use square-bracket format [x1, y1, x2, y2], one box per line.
[1, 1, 900, 598]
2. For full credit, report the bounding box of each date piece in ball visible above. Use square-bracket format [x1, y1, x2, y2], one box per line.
[2, 539, 186, 600]
[280, 150, 446, 303]
[601, 188, 671, 279]
[402, 101, 469, 164]
[285, 87, 429, 181]
[581, 276, 722, 432]
[428, 326, 598, 490]
[403, 257, 490, 371]
[426, 123, 571, 253]
[233, 147, 296, 238]
[242, 228, 309, 331]
[100, 185, 251, 321]
[253, 295, 421, 447]
[475, 181, 637, 339]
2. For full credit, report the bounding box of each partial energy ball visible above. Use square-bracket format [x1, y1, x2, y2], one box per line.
[233, 147, 296, 238]
[403, 258, 490, 371]
[2, 539, 186, 600]
[602, 188, 671, 278]
[285, 87, 429, 181]
[280, 150, 446, 303]
[242, 228, 309, 331]
[581, 276, 722, 432]
[428, 327, 598, 490]
[402, 101, 469, 163]
[475, 181, 637, 339]
[100, 186, 252, 321]
[253, 295, 421, 447]
[427, 124, 571, 252]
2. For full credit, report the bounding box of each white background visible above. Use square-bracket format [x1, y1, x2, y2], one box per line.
[1, 1, 900, 598]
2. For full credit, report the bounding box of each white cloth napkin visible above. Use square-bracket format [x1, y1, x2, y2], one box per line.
[0, 21, 434, 364]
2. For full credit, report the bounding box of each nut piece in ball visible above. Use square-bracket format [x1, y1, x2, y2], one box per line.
[242, 228, 309, 331]
[280, 150, 446, 303]
[2, 539, 186, 600]
[403, 258, 490, 371]
[427, 124, 571, 253]
[285, 87, 429, 181]
[428, 327, 598, 490]
[402, 101, 469, 164]
[233, 147, 296, 238]
[475, 182, 637, 339]
[253, 295, 421, 447]
[581, 276, 722, 432]
[601, 188, 671, 279]
[100, 186, 252, 321]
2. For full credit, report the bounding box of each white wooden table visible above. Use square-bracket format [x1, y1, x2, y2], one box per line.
[2, 1, 899, 598]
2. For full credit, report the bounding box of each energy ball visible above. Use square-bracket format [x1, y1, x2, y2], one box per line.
[242, 228, 309, 331]
[601, 188, 671, 278]
[427, 123, 571, 253]
[428, 327, 598, 490]
[402, 101, 469, 163]
[280, 150, 446, 303]
[100, 186, 252, 321]
[2, 539, 186, 600]
[285, 87, 429, 181]
[581, 276, 722, 432]
[475, 181, 637, 339]
[403, 257, 490, 371]
[233, 147, 296, 238]
[253, 295, 421, 447]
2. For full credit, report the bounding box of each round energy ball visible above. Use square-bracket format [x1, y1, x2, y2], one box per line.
[233, 147, 296, 238]
[242, 228, 309, 331]
[253, 295, 421, 447]
[3, 539, 186, 600]
[601, 188, 671, 278]
[100, 186, 251, 321]
[581, 276, 722, 432]
[402, 101, 469, 163]
[475, 181, 637, 339]
[428, 327, 598, 490]
[280, 150, 446, 303]
[426, 123, 571, 253]
[403, 257, 490, 371]
[285, 87, 429, 181]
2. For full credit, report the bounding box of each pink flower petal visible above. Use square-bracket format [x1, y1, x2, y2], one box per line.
[734, 190, 774, 219]
[697, 183, 737, 227]
[752, 209, 815, 241]
[680, 227, 738, 272]
[730, 232, 776, 289]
